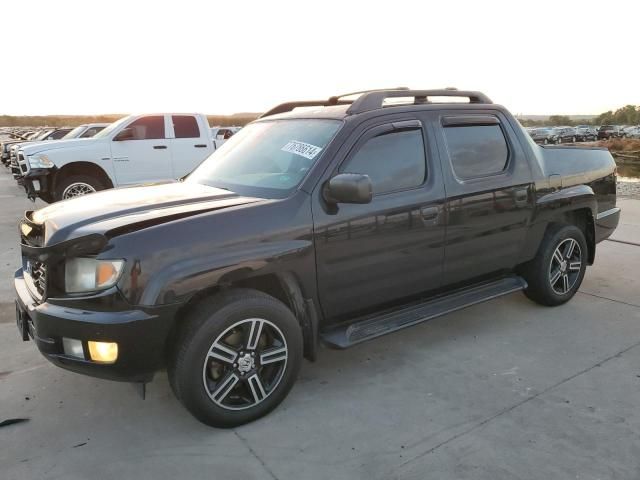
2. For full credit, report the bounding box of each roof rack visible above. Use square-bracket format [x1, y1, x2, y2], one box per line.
[347, 89, 492, 114]
[260, 87, 409, 118]
[260, 88, 492, 118]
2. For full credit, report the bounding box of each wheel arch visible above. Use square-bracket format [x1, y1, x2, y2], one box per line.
[520, 185, 597, 265]
[166, 271, 319, 363]
[52, 161, 114, 192]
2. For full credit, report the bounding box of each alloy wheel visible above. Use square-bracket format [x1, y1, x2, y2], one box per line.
[202, 318, 288, 411]
[548, 238, 582, 295]
[62, 182, 96, 199]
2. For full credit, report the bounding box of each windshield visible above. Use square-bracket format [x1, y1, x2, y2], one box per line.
[187, 119, 342, 198]
[92, 116, 131, 139]
[35, 129, 53, 140]
[62, 126, 86, 139]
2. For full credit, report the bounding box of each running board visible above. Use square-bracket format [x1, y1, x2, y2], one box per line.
[320, 276, 527, 349]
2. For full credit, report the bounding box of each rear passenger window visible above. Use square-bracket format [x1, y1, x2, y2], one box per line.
[341, 128, 426, 195]
[172, 115, 200, 139]
[444, 125, 509, 179]
[127, 116, 165, 140]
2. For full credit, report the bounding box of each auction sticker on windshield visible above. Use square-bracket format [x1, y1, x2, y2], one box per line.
[281, 140, 323, 160]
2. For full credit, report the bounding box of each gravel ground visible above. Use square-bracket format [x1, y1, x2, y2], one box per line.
[618, 180, 640, 199]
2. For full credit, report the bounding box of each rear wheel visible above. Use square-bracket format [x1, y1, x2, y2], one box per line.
[54, 174, 105, 201]
[168, 289, 303, 428]
[520, 224, 587, 306]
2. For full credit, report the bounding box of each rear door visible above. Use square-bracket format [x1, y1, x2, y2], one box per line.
[169, 115, 214, 178]
[432, 110, 535, 286]
[110, 115, 173, 185]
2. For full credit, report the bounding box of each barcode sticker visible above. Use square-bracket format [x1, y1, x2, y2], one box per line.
[281, 140, 323, 160]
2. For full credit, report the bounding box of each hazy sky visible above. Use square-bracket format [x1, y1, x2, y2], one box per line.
[2, 0, 638, 116]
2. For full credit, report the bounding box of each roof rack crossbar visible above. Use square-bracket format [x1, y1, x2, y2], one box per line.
[260, 88, 410, 118]
[347, 89, 492, 114]
[260, 100, 353, 118]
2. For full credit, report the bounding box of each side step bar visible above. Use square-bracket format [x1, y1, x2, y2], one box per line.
[320, 276, 527, 349]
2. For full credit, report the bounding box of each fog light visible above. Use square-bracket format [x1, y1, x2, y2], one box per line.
[88, 341, 118, 363]
[62, 337, 84, 359]
[32, 179, 40, 191]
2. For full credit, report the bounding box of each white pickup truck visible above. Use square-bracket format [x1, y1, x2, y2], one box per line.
[17, 113, 216, 202]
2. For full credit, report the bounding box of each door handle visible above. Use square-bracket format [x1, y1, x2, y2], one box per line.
[153, 145, 167, 150]
[194, 144, 207, 148]
[421, 206, 440, 221]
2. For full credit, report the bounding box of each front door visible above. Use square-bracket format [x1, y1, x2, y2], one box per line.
[313, 117, 446, 321]
[110, 115, 173, 185]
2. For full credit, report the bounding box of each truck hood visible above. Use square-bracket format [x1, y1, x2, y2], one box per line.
[28, 182, 265, 246]
[21, 137, 100, 155]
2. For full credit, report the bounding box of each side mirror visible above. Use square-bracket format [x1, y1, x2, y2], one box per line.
[323, 173, 372, 205]
[114, 127, 135, 141]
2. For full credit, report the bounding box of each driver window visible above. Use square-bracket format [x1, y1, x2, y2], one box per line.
[341, 128, 426, 195]
[126, 116, 165, 140]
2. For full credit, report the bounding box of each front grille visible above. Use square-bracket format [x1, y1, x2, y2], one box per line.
[31, 261, 47, 298]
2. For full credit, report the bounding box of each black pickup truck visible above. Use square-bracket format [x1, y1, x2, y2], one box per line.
[14, 89, 620, 427]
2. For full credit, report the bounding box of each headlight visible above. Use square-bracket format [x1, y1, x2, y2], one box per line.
[65, 258, 125, 293]
[27, 154, 54, 168]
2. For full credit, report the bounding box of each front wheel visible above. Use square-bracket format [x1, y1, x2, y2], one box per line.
[168, 289, 303, 428]
[54, 174, 104, 202]
[520, 224, 587, 306]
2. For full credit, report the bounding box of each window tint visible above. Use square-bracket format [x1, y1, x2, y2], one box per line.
[127, 116, 165, 140]
[172, 115, 200, 139]
[80, 126, 104, 138]
[443, 124, 508, 179]
[341, 128, 426, 195]
[49, 129, 70, 139]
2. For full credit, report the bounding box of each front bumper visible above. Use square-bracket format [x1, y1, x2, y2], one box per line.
[21, 168, 54, 200]
[14, 268, 180, 382]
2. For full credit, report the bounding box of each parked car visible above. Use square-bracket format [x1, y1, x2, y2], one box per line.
[529, 127, 558, 144]
[7, 128, 72, 172]
[574, 125, 597, 142]
[210, 126, 241, 143]
[14, 88, 620, 427]
[16, 114, 215, 202]
[621, 126, 638, 138]
[554, 127, 578, 144]
[1, 130, 44, 165]
[60, 123, 110, 140]
[598, 125, 623, 139]
[625, 126, 640, 139]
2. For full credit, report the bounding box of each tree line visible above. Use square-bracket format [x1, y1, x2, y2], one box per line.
[518, 105, 640, 127]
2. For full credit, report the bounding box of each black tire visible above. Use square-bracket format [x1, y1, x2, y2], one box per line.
[54, 174, 105, 202]
[168, 288, 303, 428]
[520, 224, 587, 306]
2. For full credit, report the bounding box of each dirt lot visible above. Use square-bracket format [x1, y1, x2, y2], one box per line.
[0, 176, 639, 479]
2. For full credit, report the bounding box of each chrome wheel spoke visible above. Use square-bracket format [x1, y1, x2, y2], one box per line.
[260, 346, 287, 365]
[564, 239, 576, 259]
[550, 269, 562, 285]
[246, 319, 265, 350]
[202, 317, 288, 411]
[553, 249, 564, 265]
[562, 274, 570, 293]
[247, 373, 268, 404]
[569, 262, 581, 271]
[210, 373, 239, 403]
[207, 340, 238, 365]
